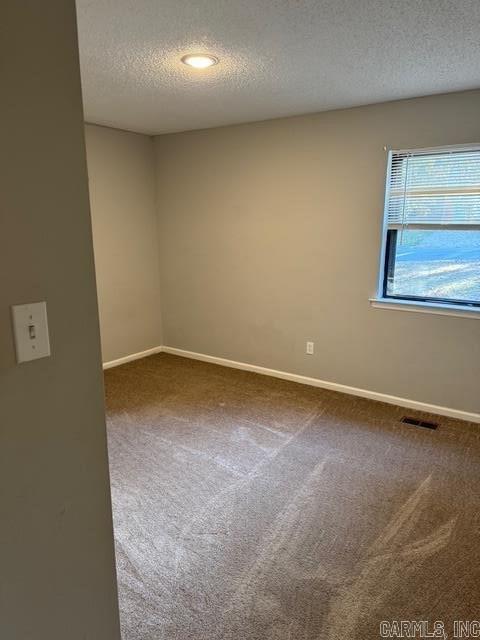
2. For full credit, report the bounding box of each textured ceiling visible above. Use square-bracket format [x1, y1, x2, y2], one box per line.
[76, 0, 480, 135]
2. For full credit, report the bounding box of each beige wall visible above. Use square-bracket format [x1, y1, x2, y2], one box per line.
[155, 90, 480, 414]
[0, 3, 120, 639]
[85, 124, 162, 363]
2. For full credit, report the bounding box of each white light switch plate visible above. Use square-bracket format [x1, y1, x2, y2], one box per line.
[11, 302, 51, 363]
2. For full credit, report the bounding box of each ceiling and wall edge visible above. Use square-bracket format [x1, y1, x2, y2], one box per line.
[85, 88, 480, 137]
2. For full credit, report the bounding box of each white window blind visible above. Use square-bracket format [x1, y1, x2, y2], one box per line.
[386, 147, 480, 229]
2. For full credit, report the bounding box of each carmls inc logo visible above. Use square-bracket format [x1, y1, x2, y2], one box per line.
[380, 620, 480, 638]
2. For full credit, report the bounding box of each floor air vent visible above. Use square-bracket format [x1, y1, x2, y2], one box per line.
[401, 416, 438, 430]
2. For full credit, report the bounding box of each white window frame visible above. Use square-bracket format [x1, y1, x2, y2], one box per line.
[371, 143, 480, 319]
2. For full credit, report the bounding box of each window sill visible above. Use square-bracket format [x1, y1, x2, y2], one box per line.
[369, 297, 480, 319]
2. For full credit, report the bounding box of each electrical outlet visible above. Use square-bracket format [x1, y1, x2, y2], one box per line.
[306, 341, 314, 355]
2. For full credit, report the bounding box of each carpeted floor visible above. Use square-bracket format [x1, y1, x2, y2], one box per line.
[104, 353, 480, 640]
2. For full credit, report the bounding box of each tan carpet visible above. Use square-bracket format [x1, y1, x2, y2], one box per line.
[104, 353, 480, 640]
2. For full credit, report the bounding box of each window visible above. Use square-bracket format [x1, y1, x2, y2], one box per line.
[379, 146, 480, 309]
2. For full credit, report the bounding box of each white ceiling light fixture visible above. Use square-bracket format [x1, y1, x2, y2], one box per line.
[181, 53, 219, 69]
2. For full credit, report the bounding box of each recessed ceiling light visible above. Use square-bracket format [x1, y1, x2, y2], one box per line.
[181, 54, 219, 69]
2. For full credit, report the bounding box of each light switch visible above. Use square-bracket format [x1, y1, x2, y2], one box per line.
[11, 301, 51, 363]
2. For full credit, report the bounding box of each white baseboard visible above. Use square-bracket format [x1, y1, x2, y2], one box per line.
[102, 346, 163, 370]
[162, 346, 480, 424]
[102, 344, 480, 423]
